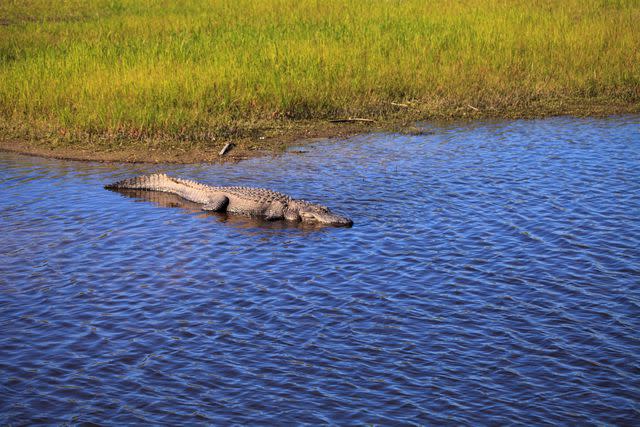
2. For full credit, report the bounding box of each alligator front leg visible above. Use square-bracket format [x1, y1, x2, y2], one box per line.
[264, 200, 286, 221]
[202, 195, 229, 212]
[284, 207, 301, 222]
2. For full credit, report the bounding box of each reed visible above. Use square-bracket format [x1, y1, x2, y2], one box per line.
[1, 0, 638, 148]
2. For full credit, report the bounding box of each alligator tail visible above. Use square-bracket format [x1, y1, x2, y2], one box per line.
[104, 173, 170, 190]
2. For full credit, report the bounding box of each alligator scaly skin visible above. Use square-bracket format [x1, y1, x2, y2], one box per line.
[105, 173, 352, 226]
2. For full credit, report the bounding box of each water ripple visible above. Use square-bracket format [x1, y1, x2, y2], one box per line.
[1, 116, 639, 425]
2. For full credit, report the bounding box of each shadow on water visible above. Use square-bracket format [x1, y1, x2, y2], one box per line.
[108, 188, 337, 232]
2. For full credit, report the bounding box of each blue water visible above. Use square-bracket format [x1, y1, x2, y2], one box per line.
[1, 116, 639, 425]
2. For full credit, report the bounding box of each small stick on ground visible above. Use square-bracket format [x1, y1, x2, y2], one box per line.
[219, 142, 234, 156]
[467, 104, 479, 111]
[390, 102, 409, 108]
[329, 117, 375, 123]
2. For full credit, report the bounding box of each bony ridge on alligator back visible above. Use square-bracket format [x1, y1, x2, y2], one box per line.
[105, 173, 353, 227]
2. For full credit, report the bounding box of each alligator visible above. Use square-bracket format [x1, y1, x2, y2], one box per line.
[105, 173, 353, 227]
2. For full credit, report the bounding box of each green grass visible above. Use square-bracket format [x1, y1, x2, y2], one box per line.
[1, 0, 639, 148]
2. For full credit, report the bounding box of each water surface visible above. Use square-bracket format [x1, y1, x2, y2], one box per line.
[1, 116, 639, 425]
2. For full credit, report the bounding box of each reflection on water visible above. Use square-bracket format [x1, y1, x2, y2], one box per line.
[113, 188, 207, 212]
[1, 116, 639, 425]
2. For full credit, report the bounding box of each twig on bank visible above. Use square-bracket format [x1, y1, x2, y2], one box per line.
[390, 102, 409, 108]
[329, 117, 375, 123]
[467, 104, 479, 111]
[219, 142, 234, 156]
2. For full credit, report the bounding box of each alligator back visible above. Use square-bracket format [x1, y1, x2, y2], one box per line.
[106, 173, 293, 204]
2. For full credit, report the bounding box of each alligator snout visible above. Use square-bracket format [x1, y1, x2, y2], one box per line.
[302, 211, 353, 227]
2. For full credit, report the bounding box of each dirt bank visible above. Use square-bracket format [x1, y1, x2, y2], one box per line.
[1, 101, 637, 164]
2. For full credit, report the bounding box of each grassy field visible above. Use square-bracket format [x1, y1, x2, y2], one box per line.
[1, 0, 639, 160]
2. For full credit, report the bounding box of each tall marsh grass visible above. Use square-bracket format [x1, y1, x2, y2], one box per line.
[1, 0, 638, 143]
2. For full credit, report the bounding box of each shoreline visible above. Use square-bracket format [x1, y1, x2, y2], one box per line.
[1, 101, 638, 164]
[0, 120, 372, 164]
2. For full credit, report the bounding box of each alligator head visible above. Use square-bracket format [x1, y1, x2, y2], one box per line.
[288, 200, 353, 227]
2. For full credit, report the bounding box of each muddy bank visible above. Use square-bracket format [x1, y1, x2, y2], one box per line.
[1, 101, 637, 163]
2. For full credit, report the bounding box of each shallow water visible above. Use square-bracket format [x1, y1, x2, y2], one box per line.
[1, 116, 639, 425]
